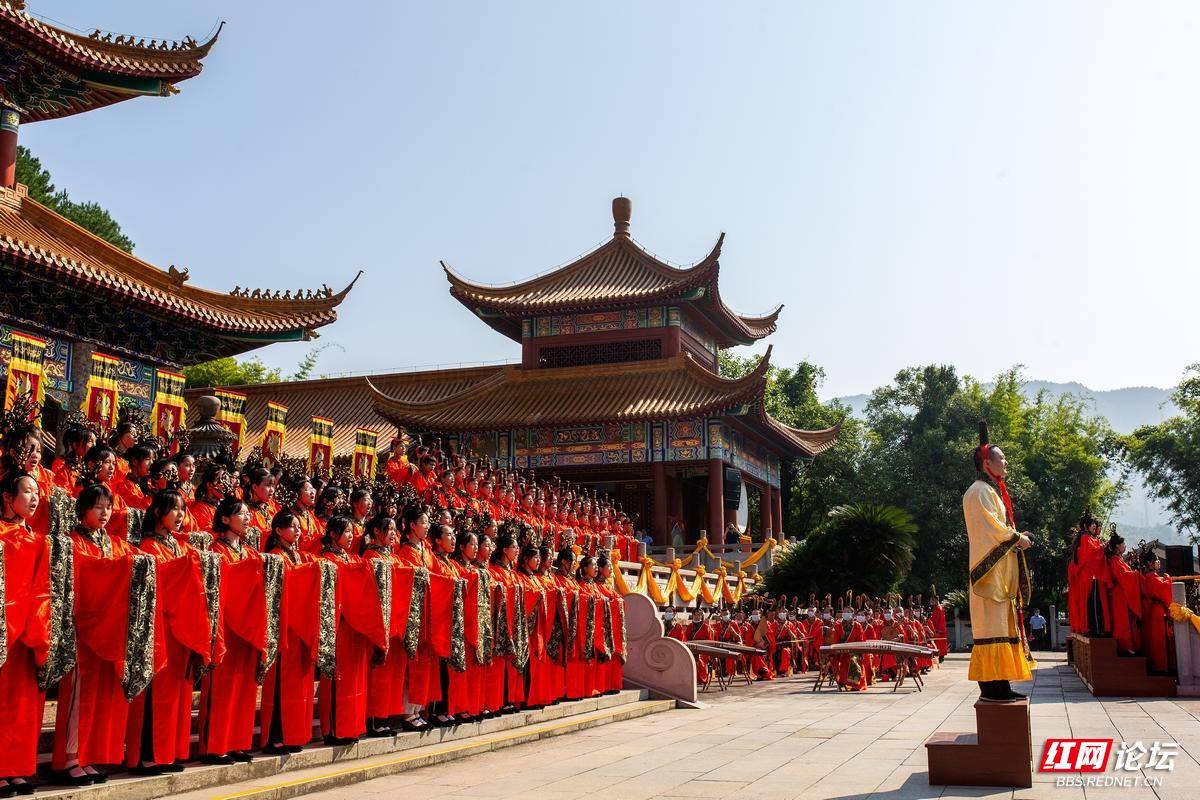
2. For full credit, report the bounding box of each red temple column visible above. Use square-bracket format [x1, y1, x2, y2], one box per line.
[668, 475, 684, 535]
[760, 484, 774, 538]
[1, 107, 18, 189]
[664, 325, 682, 358]
[652, 460, 668, 545]
[772, 486, 784, 538]
[708, 458, 724, 545]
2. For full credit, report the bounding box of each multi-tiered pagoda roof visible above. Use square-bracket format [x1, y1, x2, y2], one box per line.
[444, 232, 782, 347]
[0, 3, 218, 121]
[0, 4, 356, 367]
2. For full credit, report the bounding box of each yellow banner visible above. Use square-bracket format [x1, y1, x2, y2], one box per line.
[151, 369, 187, 442]
[309, 416, 334, 475]
[4, 330, 46, 417]
[261, 401, 288, 464]
[353, 427, 379, 480]
[216, 388, 248, 455]
[84, 352, 121, 430]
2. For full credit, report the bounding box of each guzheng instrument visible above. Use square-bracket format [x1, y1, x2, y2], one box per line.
[685, 642, 736, 657]
[690, 639, 766, 656]
[819, 640, 937, 657]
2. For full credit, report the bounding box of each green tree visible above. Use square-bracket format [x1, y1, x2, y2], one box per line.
[865, 365, 1120, 608]
[182, 345, 337, 389]
[763, 503, 917, 597]
[15, 147, 135, 252]
[1122, 365, 1200, 539]
[182, 357, 282, 389]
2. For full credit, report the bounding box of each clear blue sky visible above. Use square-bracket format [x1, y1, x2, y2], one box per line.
[20, 1, 1198, 398]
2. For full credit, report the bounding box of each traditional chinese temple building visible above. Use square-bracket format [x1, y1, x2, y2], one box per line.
[219, 198, 839, 545]
[372, 198, 839, 543]
[0, 3, 354, 433]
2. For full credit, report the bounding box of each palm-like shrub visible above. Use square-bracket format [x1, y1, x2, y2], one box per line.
[764, 503, 917, 598]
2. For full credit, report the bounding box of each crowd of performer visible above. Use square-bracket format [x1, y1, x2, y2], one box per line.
[0, 404, 627, 794]
[1067, 509, 1175, 673]
[663, 593, 948, 691]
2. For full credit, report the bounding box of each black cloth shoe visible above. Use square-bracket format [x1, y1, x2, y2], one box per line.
[159, 763, 185, 773]
[130, 764, 164, 776]
[261, 744, 288, 756]
[200, 754, 235, 765]
[978, 680, 1020, 703]
[10, 781, 34, 795]
[229, 752, 254, 763]
[323, 735, 357, 746]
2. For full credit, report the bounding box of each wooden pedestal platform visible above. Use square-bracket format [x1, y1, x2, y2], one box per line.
[1071, 632, 1177, 697]
[926, 698, 1031, 788]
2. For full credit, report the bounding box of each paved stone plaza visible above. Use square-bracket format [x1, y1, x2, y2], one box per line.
[297, 653, 1200, 800]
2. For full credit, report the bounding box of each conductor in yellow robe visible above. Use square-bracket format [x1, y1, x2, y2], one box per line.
[964, 422, 1035, 702]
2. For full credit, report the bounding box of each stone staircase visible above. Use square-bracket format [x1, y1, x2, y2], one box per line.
[32, 689, 673, 800]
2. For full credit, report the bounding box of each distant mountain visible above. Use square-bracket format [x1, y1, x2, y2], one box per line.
[834, 380, 1181, 531]
[835, 380, 1177, 435]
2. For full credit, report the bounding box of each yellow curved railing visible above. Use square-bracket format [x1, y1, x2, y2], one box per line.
[611, 550, 749, 605]
[636, 537, 777, 571]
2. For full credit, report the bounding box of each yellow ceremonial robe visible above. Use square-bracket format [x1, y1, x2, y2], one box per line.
[963, 479, 1035, 682]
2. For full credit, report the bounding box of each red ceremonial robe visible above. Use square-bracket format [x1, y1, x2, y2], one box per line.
[487, 564, 524, 707]
[598, 582, 625, 692]
[834, 620, 867, 691]
[0, 521, 50, 778]
[1108, 554, 1142, 655]
[1068, 534, 1111, 635]
[689, 620, 718, 683]
[444, 560, 483, 716]
[199, 542, 267, 757]
[319, 553, 387, 740]
[259, 548, 320, 749]
[53, 529, 135, 770]
[125, 541, 212, 767]
[365, 551, 410, 721]
[1141, 571, 1174, 673]
[395, 543, 439, 708]
[518, 572, 552, 707]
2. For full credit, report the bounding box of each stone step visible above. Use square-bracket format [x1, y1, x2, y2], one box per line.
[173, 697, 675, 800]
[31, 690, 667, 800]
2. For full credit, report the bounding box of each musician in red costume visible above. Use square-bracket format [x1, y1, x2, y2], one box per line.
[833, 608, 867, 691]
